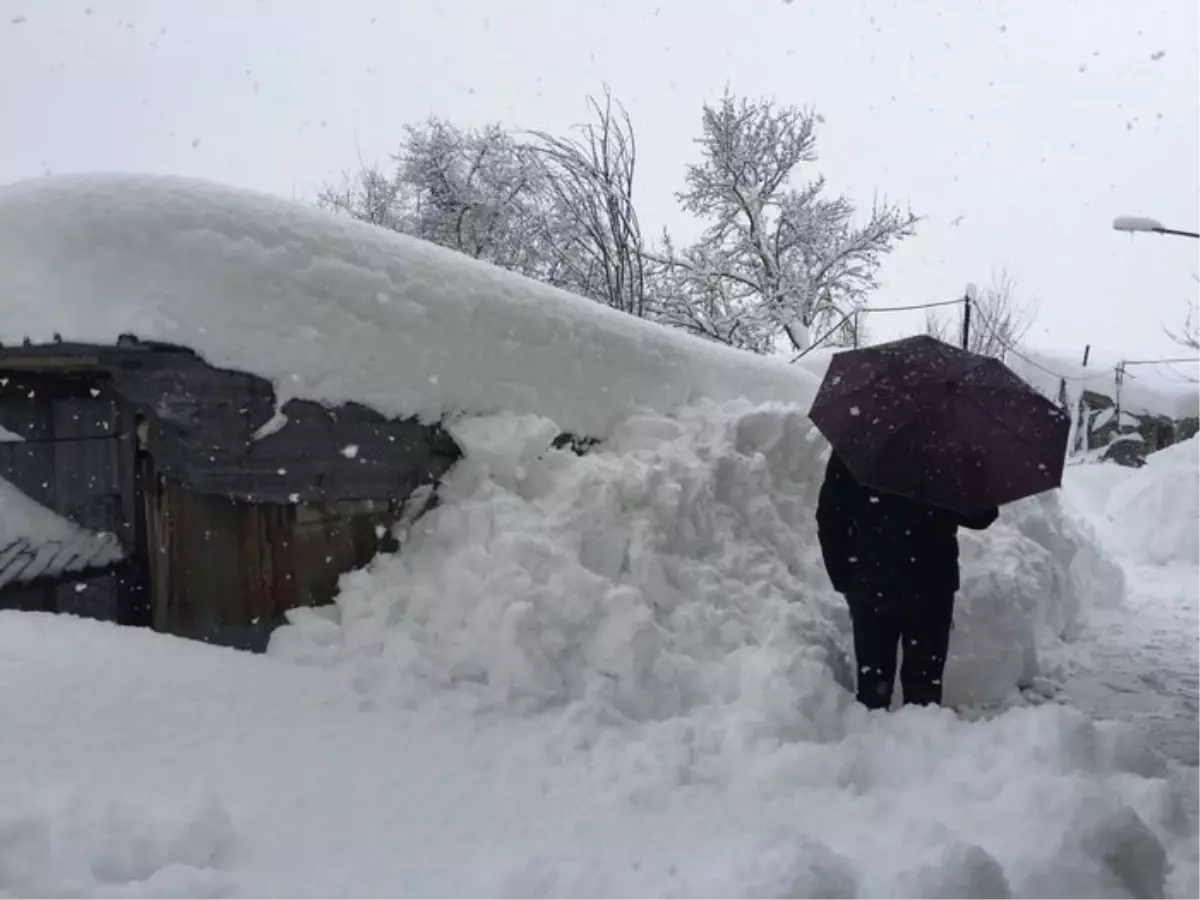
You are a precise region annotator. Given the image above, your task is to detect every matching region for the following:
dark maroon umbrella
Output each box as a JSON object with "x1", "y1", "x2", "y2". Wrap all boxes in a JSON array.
[{"x1": 808, "y1": 334, "x2": 1071, "y2": 515}]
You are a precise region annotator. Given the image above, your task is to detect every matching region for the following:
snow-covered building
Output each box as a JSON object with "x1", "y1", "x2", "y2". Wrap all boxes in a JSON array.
[
  {"x1": 0, "y1": 172, "x2": 809, "y2": 649},
  {"x1": 0, "y1": 339, "x2": 459, "y2": 648}
]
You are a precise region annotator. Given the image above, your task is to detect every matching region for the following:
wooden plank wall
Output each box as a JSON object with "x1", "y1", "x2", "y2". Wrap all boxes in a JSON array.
[
  {"x1": 144, "y1": 465, "x2": 398, "y2": 640},
  {"x1": 144, "y1": 464, "x2": 296, "y2": 636}
]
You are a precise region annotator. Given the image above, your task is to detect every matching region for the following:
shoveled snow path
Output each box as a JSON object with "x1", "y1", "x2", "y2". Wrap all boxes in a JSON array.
[
  {"x1": 1061, "y1": 561, "x2": 1199, "y2": 767},
  {"x1": 1056, "y1": 553, "x2": 1200, "y2": 895}
]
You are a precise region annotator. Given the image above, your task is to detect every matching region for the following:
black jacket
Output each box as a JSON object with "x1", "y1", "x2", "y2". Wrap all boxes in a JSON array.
[{"x1": 816, "y1": 451, "x2": 998, "y2": 596}]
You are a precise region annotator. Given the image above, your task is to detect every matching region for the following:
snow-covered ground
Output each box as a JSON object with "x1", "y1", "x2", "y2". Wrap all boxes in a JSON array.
[{"x1": 0, "y1": 174, "x2": 1195, "y2": 897}]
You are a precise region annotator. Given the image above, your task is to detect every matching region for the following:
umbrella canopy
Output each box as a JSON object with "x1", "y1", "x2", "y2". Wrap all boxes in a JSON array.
[{"x1": 807, "y1": 334, "x2": 1071, "y2": 515}]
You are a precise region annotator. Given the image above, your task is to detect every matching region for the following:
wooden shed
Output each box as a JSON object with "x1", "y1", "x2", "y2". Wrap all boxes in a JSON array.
[{"x1": 0, "y1": 338, "x2": 460, "y2": 649}]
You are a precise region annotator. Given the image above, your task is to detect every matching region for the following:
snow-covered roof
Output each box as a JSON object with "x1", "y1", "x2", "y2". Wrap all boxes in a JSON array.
[
  {"x1": 0, "y1": 477, "x2": 124, "y2": 591},
  {"x1": 1008, "y1": 349, "x2": 1199, "y2": 421},
  {"x1": 0, "y1": 174, "x2": 814, "y2": 437}
]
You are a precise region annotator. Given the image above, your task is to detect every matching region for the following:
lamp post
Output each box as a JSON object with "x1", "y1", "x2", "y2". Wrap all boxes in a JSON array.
[{"x1": 1112, "y1": 215, "x2": 1200, "y2": 239}]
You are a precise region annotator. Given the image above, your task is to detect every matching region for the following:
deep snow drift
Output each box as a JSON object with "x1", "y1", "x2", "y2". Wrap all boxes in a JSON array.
[
  {"x1": 272, "y1": 401, "x2": 1120, "y2": 718},
  {"x1": 0, "y1": 173, "x2": 813, "y2": 438},
  {"x1": 1102, "y1": 437, "x2": 1199, "y2": 567}
]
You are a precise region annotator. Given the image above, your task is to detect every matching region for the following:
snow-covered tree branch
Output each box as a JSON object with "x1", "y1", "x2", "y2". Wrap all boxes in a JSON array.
[
  {"x1": 318, "y1": 119, "x2": 551, "y2": 280},
  {"x1": 667, "y1": 92, "x2": 918, "y2": 352},
  {"x1": 319, "y1": 88, "x2": 917, "y2": 354}
]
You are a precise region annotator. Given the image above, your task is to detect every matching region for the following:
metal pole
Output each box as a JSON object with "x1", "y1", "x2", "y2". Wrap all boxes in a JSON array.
[
  {"x1": 1154, "y1": 227, "x2": 1200, "y2": 239},
  {"x1": 1114, "y1": 362, "x2": 1125, "y2": 424},
  {"x1": 1081, "y1": 344, "x2": 1090, "y2": 367},
  {"x1": 961, "y1": 293, "x2": 972, "y2": 350}
]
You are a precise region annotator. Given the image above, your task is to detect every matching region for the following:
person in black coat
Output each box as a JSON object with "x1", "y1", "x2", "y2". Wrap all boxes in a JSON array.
[{"x1": 816, "y1": 450, "x2": 998, "y2": 710}]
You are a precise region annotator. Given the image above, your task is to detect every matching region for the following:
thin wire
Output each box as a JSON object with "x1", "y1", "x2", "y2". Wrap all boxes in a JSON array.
[
  {"x1": 1122, "y1": 357, "x2": 1200, "y2": 367},
  {"x1": 793, "y1": 293, "x2": 1197, "y2": 388},
  {"x1": 966, "y1": 298, "x2": 1112, "y2": 384},
  {"x1": 790, "y1": 296, "x2": 967, "y2": 363},
  {"x1": 860, "y1": 297, "x2": 966, "y2": 314}
]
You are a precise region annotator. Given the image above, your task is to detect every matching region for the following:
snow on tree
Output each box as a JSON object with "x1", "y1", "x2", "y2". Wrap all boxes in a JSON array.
[
  {"x1": 318, "y1": 120, "x2": 552, "y2": 281},
  {"x1": 660, "y1": 92, "x2": 917, "y2": 352},
  {"x1": 319, "y1": 88, "x2": 917, "y2": 354}
]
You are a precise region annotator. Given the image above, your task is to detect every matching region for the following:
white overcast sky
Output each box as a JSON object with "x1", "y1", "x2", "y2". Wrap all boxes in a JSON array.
[{"x1": 3, "y1": 0, "x2": 1198, "y2": 358}]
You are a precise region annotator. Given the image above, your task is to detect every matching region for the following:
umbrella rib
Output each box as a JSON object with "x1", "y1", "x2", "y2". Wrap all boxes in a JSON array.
[{"x1": 958, "y1": 389, "x2": 1058, "y2": 455}]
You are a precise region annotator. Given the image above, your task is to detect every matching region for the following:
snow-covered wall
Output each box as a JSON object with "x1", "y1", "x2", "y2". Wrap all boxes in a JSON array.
[{"x1": 0, "y1": 174, "x2": 813, "y2": 438}]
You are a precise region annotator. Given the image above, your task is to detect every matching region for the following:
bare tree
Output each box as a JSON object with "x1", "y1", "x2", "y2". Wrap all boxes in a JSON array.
[
  {"x1": 926, "y1": 268, "x2": 1038, "y2": 357},
  {"x1": 660, "y1": 92, "x2": 917, "y2": 352},
  {"x1": 527, "y1": 87, "x2": 648, "y2": 316}
]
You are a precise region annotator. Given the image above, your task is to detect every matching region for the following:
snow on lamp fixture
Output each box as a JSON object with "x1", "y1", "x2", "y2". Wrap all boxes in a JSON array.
[{"x1": 1112, "y1": 215, "x2": 1200, "y2": 239}]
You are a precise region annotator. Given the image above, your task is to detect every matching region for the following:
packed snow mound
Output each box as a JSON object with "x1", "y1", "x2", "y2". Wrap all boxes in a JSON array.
[
  {"x1": 1061, "y1": 459, "x2": 1140, "y2": 521},
  {"x1": 272, "y1": 401, "x2": 855, "y2": 736},
  {"x1": 1103, "y1": 437, "x2": 1200, "y2": 566},
  {"x1": 0, "y1": 173, "x2": 813, "y2": 438},
  {"x1": 272, "y1": 398, "x2": 1118, "y2": 720},
  {"x1": 948, "y1": 491, "x2": 1125, "y2": 706}
]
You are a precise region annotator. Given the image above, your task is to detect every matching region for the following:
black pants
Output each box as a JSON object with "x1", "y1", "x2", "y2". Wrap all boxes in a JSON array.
[{"x1": 845, "y1": 588, "x2": 956, "y2": 710}]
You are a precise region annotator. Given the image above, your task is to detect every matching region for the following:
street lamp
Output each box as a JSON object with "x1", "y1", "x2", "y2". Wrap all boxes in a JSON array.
[{"x1": 1112, "y1": 215, "x2": 1200, "y2": 239}]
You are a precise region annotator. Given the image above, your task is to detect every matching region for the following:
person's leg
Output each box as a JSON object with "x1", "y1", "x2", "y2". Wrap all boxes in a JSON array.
[
  {"x1": 845, "y1": 589, "x2": 902, "y2": 710},
  {"x1": 899, "y1": 591, "x2": 956, "y2": 707}
]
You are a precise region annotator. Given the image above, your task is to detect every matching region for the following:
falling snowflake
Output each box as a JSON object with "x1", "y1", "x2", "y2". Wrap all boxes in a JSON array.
[
  {"x1": 341, "y1": 444, "x2": 360, "y2": 459},
  {"x1": 1150, "y1": 50, "x2": 1166, "y2": 61},
  {"x1": 850, "y1": 406, "x2": 861, "y2": 416}
]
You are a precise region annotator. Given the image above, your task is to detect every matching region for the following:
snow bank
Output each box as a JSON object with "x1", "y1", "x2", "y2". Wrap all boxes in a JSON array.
[
  {"x1": 948, "y1": 491, "x2": 1125, "y2": 706},
  {"x1": 0, "y1": 173, "x2": 812, "y2": 438},
  {"x1": 271, "y1": 401, "x2": 853, "y2": 735},
  {"x1": 1103, "y1": 437, "x2": 1200, "y2": 566},
  {"x1": 272, "y1": 399, "x2": 1108, "y2": 717}
]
